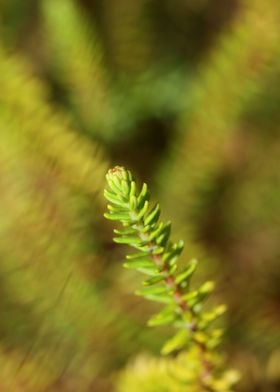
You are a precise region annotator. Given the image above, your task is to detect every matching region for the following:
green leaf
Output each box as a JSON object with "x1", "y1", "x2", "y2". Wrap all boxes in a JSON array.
[
  {"x1": 182, "y1": 281, "x2": 215, "y2": 308},
  {"x1": 126, "y1": 251, "x2": 150, "y2": 260},
  {"x1": 163, "y1": 241, "x2": 184, "y2": 265},
  {"x1": 161, "y1": 330, "x2": 190, "y2": 355},
  {"x1": 182, "y1": 290, "x2": 199, "y2": 307},
  {"x1": 148, "y1": 222, "x2": 163, "y2": 241},
  {"x1": 137, "y1": 183, "x2": 149, "y2": 208},
  {"x1": 141, "y1": 223, "x2": 151, "y2": 233},
  {"x1": 143, "y1": 275, "x2": 165, "y2": 286},
  {"x1": 104, "y1": 189, "x2": 126, "y2": 207},
  {"x1": 125, "y1": 255, "x2": 153, "y2": 265},
  {"x1": 155, "y1": 228, "x2": 170, "y2": 246},
  {"x1": 108, "y1": 176, "x2": 123, "y2": 193},
  {"x1": 121, "y1": 179, "x2": 130, "y2": 194},
  {"x1": 114, "y1": 227, "x2": 136, "y2": 235},
  {"x1": 207, "y1": 328, "x2": 224, "y2": 349},
  {"x1": 137, "y1": 267, "x2": 161, "y2": 276},
  {"x1": 193, "y1": 331, "x2": 207, "y2": 344},
  {"x1": 215, "y1": 304, "x2": 227, "y2": 316},
  {"x1": 198, "y1": 281, "x2": 215, "y2": 300},
  {"x1": 104, "y1": 212, "x2": 130, "y2": 221},
  {"x1": 106, "y1": 177, "x2": 122, "y2": 194},
  {"x1": 113, "y1": 236, "x2": 144, "y2": 245},
  {"x1": 129, "y1": 195, "x2": 137, "y2": 210},
  {"x1": 129, "y1": 181, "x2": 136, "y2": 198},
  {"x1": 148, "y1": 306, "x2": 176, "y2": 327},
  {"x1": 151, "y1": 246, "x2": 165, "y2": 255},
  {"x1": 149, "y1": 222, "x2": 171, "y2": 246},
  {"x1": 123, "y1": 259, "x2": 157, "y2": 272},
  {"x1": 199, "y1": 305, "x2": 227, "y2": 330},
  {"x1": 137, "y1": 200, "x2": 149, "y2": 220},
  {"x1": 175, "y1": 259, "x2": 198, "y2": 285},
  {"x1": 136, "y1": 285, "x2": 168, "y2": 297},
  {"x1": 107, "y1": 204, "x2": 127, "y2": 213},
  {"x1": 135, "y1": 244, "x2": 154, "y2": 253},
  {"x1": 143, "y1": 293, "x2": 173, "y2": 304},
  {"x1": 144, "y1": 203, "x2": 160, "y2": 226}
]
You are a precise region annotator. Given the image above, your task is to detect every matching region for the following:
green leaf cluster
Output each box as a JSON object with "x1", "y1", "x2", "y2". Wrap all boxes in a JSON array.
[
  {"x1": 117, "y1": 350, "x2": 240, "y2": 392},
  {"x1": 104, "y1": 166, "x2": 238, "y2": 390}
]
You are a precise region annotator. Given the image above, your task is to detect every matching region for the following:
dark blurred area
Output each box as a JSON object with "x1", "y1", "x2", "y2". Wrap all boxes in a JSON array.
[{"x1": 0, "y1": 0, "x2": 280, "y2": 391}]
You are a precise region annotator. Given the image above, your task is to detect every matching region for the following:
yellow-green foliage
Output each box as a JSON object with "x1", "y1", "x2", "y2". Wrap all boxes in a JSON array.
[
  {"x1": 160, "y1": 0, "x2": 280, "y2": 244},
  {"x1": 43, "y1": 0, "x2": 114, "y2": 138},
  {"x1": 118, "y1": 350, "x2": 239, "y2": 392},
  {"x1": 42, "y1": 0, "x2": 183, "y2": 142},
  {"x1": 0, "y1": 47, "x2": 103, "y2": 390},
  {"x1": 0, "y1": 46, "x2": 108, "y2": 195},
  {"x1": 0, "y1": 0, "x2": 280, "y2": 390},
  {"x1": 0, "y1": 47, "x2": 145, "y2": 391},
  {"x1": 102, "y1": 0, "x2": 154, "y2": 74}
]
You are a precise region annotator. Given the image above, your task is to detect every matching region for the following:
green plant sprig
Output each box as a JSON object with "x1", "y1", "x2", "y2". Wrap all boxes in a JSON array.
[{"x1": 104, "y1": 166, "x2": 235, "y2": 390}]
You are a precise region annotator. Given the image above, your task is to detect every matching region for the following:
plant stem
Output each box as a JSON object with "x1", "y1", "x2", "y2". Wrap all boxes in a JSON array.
[{"x1": 130, "y1": 209, "x2": 213, "y2": 389}]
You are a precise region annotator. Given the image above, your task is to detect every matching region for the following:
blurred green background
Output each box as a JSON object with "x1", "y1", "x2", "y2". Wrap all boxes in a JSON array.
[{"x1": 0, "y1": 0, "x2": 280, "y2": 390}]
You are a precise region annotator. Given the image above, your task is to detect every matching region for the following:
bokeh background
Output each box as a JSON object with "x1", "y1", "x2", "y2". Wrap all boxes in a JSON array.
[{"x1": 0, "y1": 0, "x2": 280, "y2": 391}]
